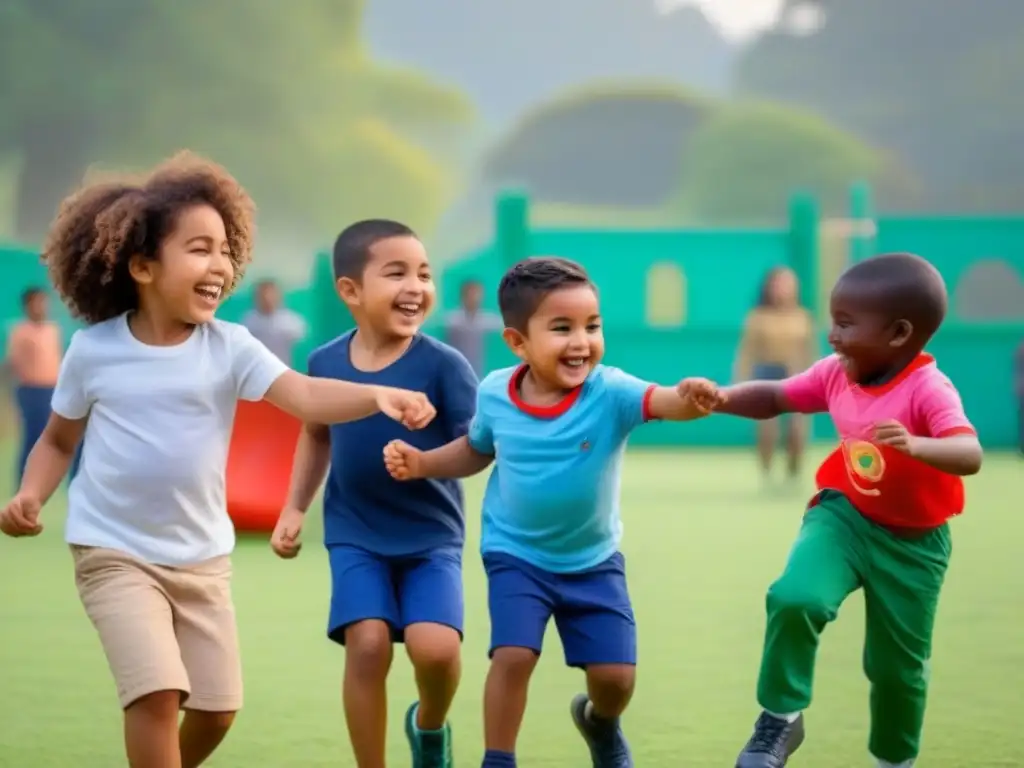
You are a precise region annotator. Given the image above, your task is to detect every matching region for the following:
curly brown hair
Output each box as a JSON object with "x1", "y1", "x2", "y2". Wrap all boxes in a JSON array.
[{"x1": 42, "y1": 151, "x2": 256, "y2": 325}]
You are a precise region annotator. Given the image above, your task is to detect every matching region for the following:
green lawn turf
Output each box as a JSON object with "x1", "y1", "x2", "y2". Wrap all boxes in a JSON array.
[{"x1": 1, "y1": 444, "x2": 1022, "y2": 767}]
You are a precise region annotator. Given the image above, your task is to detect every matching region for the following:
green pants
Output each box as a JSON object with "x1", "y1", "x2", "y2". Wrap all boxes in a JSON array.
[{"x1": 757, "y1": 490, "x2": 951, "y2": 763}]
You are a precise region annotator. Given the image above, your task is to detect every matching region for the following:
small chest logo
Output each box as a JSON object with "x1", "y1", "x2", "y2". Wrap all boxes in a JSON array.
[
  {"x1": 580, "y1": 439, "x2": 591, "y2": 451},
  {"x1": 842, "y1": 439, "x2": 885, "y2": 496}
]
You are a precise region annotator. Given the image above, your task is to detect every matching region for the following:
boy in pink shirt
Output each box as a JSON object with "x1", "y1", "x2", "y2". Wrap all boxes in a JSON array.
[{"x1": 712, "y1": 253, "x2": 983, "y2": 768}]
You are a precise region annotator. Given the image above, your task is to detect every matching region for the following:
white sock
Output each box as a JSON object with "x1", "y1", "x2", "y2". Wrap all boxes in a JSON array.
[
  {"x1": 876, "y1": 759, "x2": 914, "y2": 768},
  {"x1": 583, "y1": 700, "x2": 613, "y2": 725},
  {"x1": 765, "y1": 709, "x2": 801, "y2": 724}
]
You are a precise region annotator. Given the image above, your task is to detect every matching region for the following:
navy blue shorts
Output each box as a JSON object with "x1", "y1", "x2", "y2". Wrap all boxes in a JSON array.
[
  {"x1": 327, "y1": 544, "x2": 464, "y2": 645},
  {"x1": 483, "y1": 551, "x2": 636, "y2": 668},
  {"x1": 751, "y1": 363, "x2": 788, "y2": 381}
]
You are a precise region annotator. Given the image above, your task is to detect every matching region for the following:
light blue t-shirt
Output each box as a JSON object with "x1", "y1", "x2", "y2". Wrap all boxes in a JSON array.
[{"x1": 468, "y1": 364, "x2": 654, "y2": 573}]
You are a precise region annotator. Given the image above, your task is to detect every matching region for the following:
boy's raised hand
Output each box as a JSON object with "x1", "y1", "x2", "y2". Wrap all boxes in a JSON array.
[
  {"x1": 0, "y1": 494, "x2": 43, "y2": 537},
  {"x1": 676, "y1": 377, "x2": 727, "y2": 414},
  {"x1": 384, "y1": 440, "x2": 424, "y2": 481},
  {"x1": 270, "y1": 506, "x2": 304, "y2": 559},
  {"x1": 375, "y1": 387, "x2": 436, "y2": 430}
]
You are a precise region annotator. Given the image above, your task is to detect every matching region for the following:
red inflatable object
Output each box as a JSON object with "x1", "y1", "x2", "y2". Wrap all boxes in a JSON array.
[{"x1": 226, "y1": 399, "x2": 302, "y2": 533}]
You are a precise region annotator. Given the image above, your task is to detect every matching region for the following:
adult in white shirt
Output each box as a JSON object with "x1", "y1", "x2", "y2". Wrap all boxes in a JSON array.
[{"x1": 242, "y1": 279, "x2": 307, "y2": 365}]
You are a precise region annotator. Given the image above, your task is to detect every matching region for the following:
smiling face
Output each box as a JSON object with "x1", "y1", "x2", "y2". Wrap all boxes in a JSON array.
[
  {"x1": 503, "y1": 284, "x2": 604, "y2": 392},
  {"x1": 338, "y1": 235, "x2": 435, "y2": 339},
  {"x1": 827, "y1": 277, "x2": 914, "y2": 384},
  {"x1": 129, "y1": 203, "x2": 233, "y2": 326}
]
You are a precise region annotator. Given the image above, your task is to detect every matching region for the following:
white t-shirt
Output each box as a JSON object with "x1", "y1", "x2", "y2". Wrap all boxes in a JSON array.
[{"x1": 52, "y1": 315, "x2": 289, "y2": 566}]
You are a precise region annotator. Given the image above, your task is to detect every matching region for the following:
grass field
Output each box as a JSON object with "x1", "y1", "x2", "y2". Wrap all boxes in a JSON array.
[{"x1": 1, "y1": 443, "x2": 1022, "y2": 767}]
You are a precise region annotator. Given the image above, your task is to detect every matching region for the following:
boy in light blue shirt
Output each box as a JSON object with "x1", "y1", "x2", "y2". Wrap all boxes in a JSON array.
[{"x1": 385, "y1": 257, "x2": 723, "y2": 768}]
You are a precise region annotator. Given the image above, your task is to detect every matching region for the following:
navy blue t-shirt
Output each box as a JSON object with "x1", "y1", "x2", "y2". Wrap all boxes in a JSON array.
[{"x1": 308, "y1": 332, "x2": 478, "y2": 557}]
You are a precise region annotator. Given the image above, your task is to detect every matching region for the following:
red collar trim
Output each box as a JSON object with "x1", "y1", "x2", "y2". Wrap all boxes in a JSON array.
[
  {"x1": 507, "y1": 364, "x2": 582, "y2": 418},
  {"x1": 858, "y1": 353, "x2": 933, "y2": 396}
]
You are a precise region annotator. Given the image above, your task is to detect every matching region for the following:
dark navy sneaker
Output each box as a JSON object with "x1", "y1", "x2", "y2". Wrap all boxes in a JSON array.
[
  {"x1": 404, "y1": 702, "x2": 453, "y2": 768},
  {"x1": 735, "y1": 711, "x2": 805, "y2": 768},
  {"x1": 570, "y1": 694, "x2": 634, "y2": 768}
]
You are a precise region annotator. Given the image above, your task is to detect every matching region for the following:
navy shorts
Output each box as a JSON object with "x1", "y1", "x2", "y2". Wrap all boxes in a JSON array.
[
  {"x1": 483, "y1": 551, "x2": 636, "y2": 667},
  {"x1": 751, "y1": 363, "x2": 788, "y2": 381},
  {"x1": 327, "y1": 544, "x2": 464, "y2": 644}
]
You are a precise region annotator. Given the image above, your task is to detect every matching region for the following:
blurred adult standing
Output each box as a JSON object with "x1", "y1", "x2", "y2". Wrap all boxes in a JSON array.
[
  {"x1": 442, "y1": 278, "x2": 503, "y2": 377},
  {"x1": 5, "y1": 287, "x2": 62, "y2": 484},
  {"x1": 243, "y1": 279, "x2": 307, "y2": 365},
  {"x1": 734, "y1": 267, "x2": 817, "y2": 483}
]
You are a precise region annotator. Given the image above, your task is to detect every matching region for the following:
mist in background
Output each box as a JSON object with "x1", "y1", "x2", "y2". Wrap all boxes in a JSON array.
[{"x1": 1, "y1": 0, "x2": 1021, "y2": 277}]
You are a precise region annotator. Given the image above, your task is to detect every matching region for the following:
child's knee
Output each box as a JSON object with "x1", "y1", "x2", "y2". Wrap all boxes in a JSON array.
[
  {"x1": 766, "y1": 579, "x2": 834, "y2": 626},
  {"x1": 126, "y1": 689, "x2": 182, "y2": 720},
  {"x1": 586, "y1": 663, "x2": 635, "y2": 709},
  {"x1": 491, "y1": 646, "x2": 539, "y2": 684},
  {"x1": 345, "y1": 620, "x2": 394, "y2": 678},
  {"x1": 405, "y1": 623, "x2": 461, "y2": 677},
  {"x1": 185, "y1": 709, "x2": 237, "y2": 738}
]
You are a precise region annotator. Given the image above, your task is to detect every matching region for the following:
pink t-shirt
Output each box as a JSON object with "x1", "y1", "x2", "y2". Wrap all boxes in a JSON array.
[
  {"x1": 780, "y1": 353, "x2": 975, "y2": 527},
  {"x1": 782, "y1": 353, "x2": 974, "y2": 440}
]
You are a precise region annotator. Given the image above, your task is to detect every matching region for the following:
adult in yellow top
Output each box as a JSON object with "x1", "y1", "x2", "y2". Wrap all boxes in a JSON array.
[{"x1": 734, "y1": 267, "x2": 817, "y2": 483}]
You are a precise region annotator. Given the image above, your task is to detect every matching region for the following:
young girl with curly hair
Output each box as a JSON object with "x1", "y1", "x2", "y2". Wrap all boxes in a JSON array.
[{"x1": 0, "y1": 152, "x2": 436, "y2": 768}]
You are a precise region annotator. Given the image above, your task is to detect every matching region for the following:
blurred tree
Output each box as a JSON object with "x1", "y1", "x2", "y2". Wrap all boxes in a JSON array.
[
  {"x1": 482, "y1": 83, "x2": 718, "y2": 208},
  {"x1": 363, "y1": 0, "x2": 735, "y2": 124},
  {"x1": 675, "y1": 102, "x2": 919, "y2": 223},
  {"x1": 0, "y1": 0, "x2": 472, "y2": 242},
  {"x1": 734, "y1": 0, "x2": 1024, "y2": 210}
]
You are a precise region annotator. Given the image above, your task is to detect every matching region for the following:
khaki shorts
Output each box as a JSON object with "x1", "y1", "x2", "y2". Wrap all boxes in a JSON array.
[{"x1": 71, "y1": 545, "x2": 243, "y2": 712}]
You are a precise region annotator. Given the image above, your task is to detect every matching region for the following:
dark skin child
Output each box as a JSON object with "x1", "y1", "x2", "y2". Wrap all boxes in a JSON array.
[{"x1": 709, "y1": 275, "x2": 982, "y2": 476}]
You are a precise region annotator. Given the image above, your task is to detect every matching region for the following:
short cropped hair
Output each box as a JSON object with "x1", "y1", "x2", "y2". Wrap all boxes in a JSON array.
[
  {"x1": 42, "y1": 151, "x2": 255, "y2": 325},
  {"x1": 332, "y1": 219, "x2": 416, "y2": 280},
  {"x1": 21, "y1": 286, "x2": 46, "y2": 307},
  {"x1": 838, "y1": 252, "x2": 948, "y2": 339},
  {"x1": 497, "y1": 257, "x2": 594, "y2": 331}
]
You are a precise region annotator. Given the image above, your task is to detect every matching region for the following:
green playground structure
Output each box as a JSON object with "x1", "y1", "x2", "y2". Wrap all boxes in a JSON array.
[{"x1": 3, "y1": 184, "x2": 1022, "y2": 447}]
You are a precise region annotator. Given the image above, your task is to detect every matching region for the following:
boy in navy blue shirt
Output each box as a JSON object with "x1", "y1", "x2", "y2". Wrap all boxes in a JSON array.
[
  {"x1": 271, "y1": 220, "x2": 477, "y2": 768},
  {"x1": 385, "y1": 257, "x2": 723, "y2": 768}
]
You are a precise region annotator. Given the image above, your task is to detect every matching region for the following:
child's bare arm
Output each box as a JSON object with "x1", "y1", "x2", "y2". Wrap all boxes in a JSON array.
[
  {"x1": 908, "y1": 435, "x2": 983, "y2": 476},
  {"x1": 875, "y1": 419, "x2": 983, "y2": 476},
  {"x1": 385, "y1": 436, "x2": 494, "y2": 481},
  {"x1": 19, "y1": 413, "x2": 85, "y2": 503},
  {"x1": 264, "y1": 370, "x2": 434, "y2": 429},
  {"x1": 650, "y1": 380, "x2": 720, "y2": 421},
  {"x1": 421, "y1": 436, "x2": 494, "y2": 478},
  {"x1": 283, "y1": 423, "x2": 332, "y2": 511},
  {"x1": 716, "y1": 381, "x2": 793, "y2": 420}
]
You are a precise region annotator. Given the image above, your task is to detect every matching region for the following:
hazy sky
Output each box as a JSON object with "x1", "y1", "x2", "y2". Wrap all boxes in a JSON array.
[{"x1": 659, "y1": 0, "x2": 785, "y2": 41}]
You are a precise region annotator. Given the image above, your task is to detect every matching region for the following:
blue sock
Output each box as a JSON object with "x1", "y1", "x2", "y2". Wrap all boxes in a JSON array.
[
  {"x1": 591, "y1": 711, "x2": 620, "y2": 729},
  {"x1": 482, "y1": 749, "x2": 516, "y2": 767}
]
